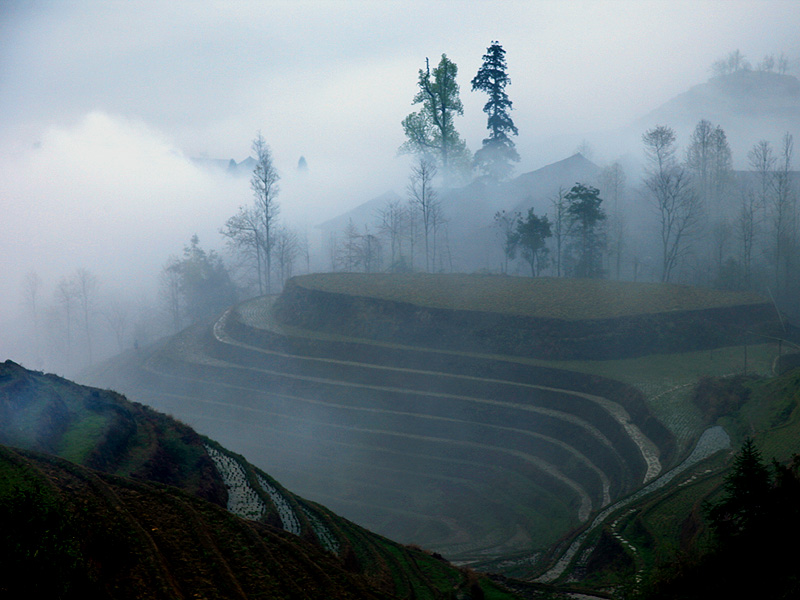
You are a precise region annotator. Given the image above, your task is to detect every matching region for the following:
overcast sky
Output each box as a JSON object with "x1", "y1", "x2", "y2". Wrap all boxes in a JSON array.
[{"x1": 2, "y1": 0, "x2": 800, "y2": 364}]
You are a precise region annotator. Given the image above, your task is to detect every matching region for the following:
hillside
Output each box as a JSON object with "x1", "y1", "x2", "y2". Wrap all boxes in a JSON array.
[
  {"x1": 627, "y1": 70, "x2": 800, "y2": 166},
  {"x1": 78, "y1": 272, "x2": 798, "y2": 596},
  {"x1": 0, "y1": 360, "x2": 522, "y2": 600},
  {"x1": 0, "y1": 445, "x2": 390, "y2": 600}
]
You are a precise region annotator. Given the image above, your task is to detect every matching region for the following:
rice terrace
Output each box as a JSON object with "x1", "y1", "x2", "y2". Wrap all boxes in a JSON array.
[
  {"x1": 6, "y1": 7, "x2": 800, "y2": 597},
  {"x1": 85, "y1": 272, "x2": 792, "y2": 582}
]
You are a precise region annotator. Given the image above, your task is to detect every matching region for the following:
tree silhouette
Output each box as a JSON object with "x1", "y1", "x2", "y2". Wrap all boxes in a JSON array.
[
  {"x1": 471, "y1": 41, "x2": 519, "y2": 180},
  {"x1": 565, "y1": 183, "x2": 606, "y2": 278},
  {"x1": 707, "y1": 437, "x2": 770, "y2": 543},
  {"x1": 513, "y1": 209, "x2": 551, "y2": 277}
]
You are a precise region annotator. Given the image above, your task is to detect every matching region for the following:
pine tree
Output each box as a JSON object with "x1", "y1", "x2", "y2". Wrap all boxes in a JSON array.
[
  {"x1": 471, "y1": 41, "x2": 519, "y2": 180},
  {"x1": 707, "y1": 437, "x2": 771, "y2": 542}
]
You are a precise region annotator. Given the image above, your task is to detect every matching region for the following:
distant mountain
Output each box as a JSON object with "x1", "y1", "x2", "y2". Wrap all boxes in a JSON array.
[
  {"x1": 621, "y1": 70, "x2": 800, "y2": 166},
  {"x1": 191, "y1": 156, "x2": 256, "y2": 177},
  {"x1": 638, "y1": 71, "x2": 800, "y2": 129}
]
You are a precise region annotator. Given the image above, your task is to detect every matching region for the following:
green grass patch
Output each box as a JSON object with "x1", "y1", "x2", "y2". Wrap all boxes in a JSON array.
[
  {"x1": 57, "y1": 412, "x2": 109, "y2": 464},
  {"x1": 293, "y1": 273, "x2": 766, "y2": 320}
]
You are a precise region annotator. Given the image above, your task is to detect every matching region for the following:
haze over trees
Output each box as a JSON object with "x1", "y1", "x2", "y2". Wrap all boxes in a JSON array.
[
  {"x1": 221, "y1": 132, "x2": 281, "y2": 295},
  {"x1": 11, "y1": 44, "x2": 800, "y2": 376},
  {"x1": 162, "y1": 235, "x2": 237, "y2": 328},
  {"x1": 643, "y1": 125, "x2": 701, "y2": 282}
]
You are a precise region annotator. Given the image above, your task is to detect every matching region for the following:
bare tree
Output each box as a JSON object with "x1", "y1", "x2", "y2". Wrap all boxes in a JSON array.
[
  {"x1": 777, "y1": 53, "x2": 790, "y2": 75},
  {"x1": 72, "y1": 268, "x2": 98, "y2": 365},
  {"x1": 335, "y1": 221, "x2": 383, "y2": 273},
  {"x1": 758, "y1": 54, "x2": 776, "y2": 72},
  {"x1": 737, "y1": 183, "x2": 762, "y2": 289},
  {"x1": 772, "y1": 133, "x2": 796, "y2": 295},
  {"x1": 711, "y1": 49, "x2": 751, "y2": 77},
  {"x1": 549, "y1": 187, "x2": 570, "y2": 277},
  {"x1": 327, "y1": 232, "x2": 339, "y2": 272},
  {"x1": 377, "y1": 199, "x2": 410, "y2": 271},
  {"x1": 338, "y1": 220, "x2": 361, "y2": 271},
  {"x1": 221, "y1": 205, "x2": 264, "y2": 294},
  {"x1": 710, "y1": 218, "x2": 732, "y2": 280},
  {"x1": 359, "y1": 226, "x2": 383, "y2": 273},
  {"x1": 493, "y1": 210, "x2": 518, "y2": 274},
  {"x1": 55, "y1": 277, "x2": 77, "y2": 371},
  {"x1": 748, "y1": 140, "x2": 776, "y2": 225},
  {"x1": 600, "y1": 162, "x2": 627, "y2": 279},
  {"x1": 22, "y1": 271, "x2": 42, "y2": 363},
  {"x1": 274, "y1": 226, "x2": 299, "y2": 287},
  {"x1": 686, "y1": 120, "x2": 715, "y2": 205},
  {"x1": 159, "y1": 256, "x2": 184, "y2": 332},
  {"x1": 643, "y1": 126, "x2": 702, "y2": 282},
  {"x1": 102, "y1": 296, "x2": 130, "y2": 353},
  {"x1": 251, "y1": 132, "x2": 280, "y2": 294},
  {"x1": 710, "y1": 125, "x2": 733, "y2": 206},
  {"x1": 298, "y1": 230, "x2": 311, "y2": 274},
  {"x1": 407, "y1": 156, "x2": 439, "y2": 272}
]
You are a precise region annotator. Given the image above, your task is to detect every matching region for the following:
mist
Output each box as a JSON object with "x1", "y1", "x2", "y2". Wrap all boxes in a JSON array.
[{"x1": 2, "y1": 0, "x2": 800, "y2": 374}]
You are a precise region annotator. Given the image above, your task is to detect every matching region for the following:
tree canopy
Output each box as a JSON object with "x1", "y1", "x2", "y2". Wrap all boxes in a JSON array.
[
  {"x1": 566, "y1": 183, "x2": 606, "y2": 278},
  {"x1": 165, "y1": 235, "x2": 237, "y2": 325},
  {"x1": 400, "y1": 54, "x2": 471, "y2": 182}
]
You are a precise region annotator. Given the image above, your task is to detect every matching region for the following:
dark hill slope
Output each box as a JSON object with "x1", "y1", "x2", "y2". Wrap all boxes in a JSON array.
[
  {"x1": 0, "y1": 445, "x2": 393, "y2": 600},
  {"x1": 0, "y1": 359, "x2": 226, "y2": 504},
  {"x1": 1, "y1": 360, "x2": 520, "y2": 600}
]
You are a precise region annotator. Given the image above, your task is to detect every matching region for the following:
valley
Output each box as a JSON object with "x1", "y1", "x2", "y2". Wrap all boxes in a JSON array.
[{"x1": 81, "y1": 274, "x2": 793, "y2": 587}]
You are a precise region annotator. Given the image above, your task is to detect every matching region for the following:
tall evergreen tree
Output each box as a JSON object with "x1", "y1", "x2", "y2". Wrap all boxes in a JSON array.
[
  {"x1": 707, "y1": 437, "x2": 771, "y2": 543},
  {"x1": 471, "y1": 41, "x2": 519, "y2": 180}
]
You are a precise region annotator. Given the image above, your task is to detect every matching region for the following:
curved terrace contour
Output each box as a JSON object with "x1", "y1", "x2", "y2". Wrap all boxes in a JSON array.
[{"x1": 112, "y1": 274, "x2": 701, "y2": 559}]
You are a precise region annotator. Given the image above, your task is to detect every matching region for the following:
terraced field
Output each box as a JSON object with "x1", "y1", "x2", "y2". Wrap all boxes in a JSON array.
[{"x1": 92, "y1": 301, "x2": 704, "y2": 564}]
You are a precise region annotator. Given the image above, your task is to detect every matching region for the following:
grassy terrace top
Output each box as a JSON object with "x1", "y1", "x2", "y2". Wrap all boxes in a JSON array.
[{"x1": 290, "y1": 273, "x2": 767, "y2": 321}]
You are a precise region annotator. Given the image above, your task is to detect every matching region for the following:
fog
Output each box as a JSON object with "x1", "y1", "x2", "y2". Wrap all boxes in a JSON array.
[{"x1": 2, "y1": 0, "x2": 800, "y2": 373}]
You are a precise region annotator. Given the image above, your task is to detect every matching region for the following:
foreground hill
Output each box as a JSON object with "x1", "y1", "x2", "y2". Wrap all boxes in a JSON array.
[
  {"x1": 0, "y1": 360, "x2": 521, "y2": 599},
  {"x1": 0, "y1": 445, "x2": 390, "y2": 600}
]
